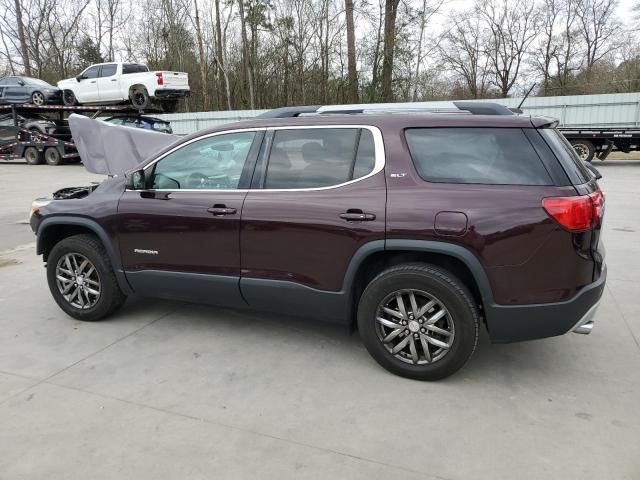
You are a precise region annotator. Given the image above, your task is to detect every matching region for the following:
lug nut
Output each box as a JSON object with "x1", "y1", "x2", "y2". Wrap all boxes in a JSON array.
[
  {"x1": 421, "y1": 328, "x2": 426, "y2": 333},
  {"x1": 414, "y1": 333, "x2": 419, "y2": 338}
]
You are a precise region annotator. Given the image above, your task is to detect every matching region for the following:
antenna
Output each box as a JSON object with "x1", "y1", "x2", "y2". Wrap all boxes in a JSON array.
[{"x1": 517, "y1": 83, "x2": 537, "y2": 111}]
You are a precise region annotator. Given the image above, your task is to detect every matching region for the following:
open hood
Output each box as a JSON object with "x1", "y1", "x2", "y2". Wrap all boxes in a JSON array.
[{"x1": 68, "y1": 114, "x2": 180, "y2": 175}]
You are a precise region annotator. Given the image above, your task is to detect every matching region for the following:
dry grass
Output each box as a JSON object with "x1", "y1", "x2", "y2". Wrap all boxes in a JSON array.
[{"x1": 607, "y1": 151, "x2": 640, "y2": 160}]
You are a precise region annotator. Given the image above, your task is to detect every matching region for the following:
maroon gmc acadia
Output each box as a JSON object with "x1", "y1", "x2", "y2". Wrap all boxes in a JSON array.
[{"x1": 30, "y1": 102, "x2": 606, "y2": 380}]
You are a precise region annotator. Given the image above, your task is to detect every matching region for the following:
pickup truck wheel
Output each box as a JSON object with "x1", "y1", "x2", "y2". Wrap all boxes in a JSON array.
[
  {"x1": 31, "y1": 91, "x2": 45, "y2": 105},
  {"x1": 130, "y1": 88, "x2": 150, "y2": 110},
  {"x1": 357, "y1": 263, "x2": 479, "y2": 380},
  {"x1": 24, "y1": 146, "x2": 43, "y2": 165},
  {"x1": 44, "y1": 147, "x2": 62, "y2": 166},
  {"x1": 47, "y1": 234, "x2": 126, "y2": 321},
  {"x1": 62, "y1": 90, "x2": 77, "y2": 106},
  {"x1": 570, "y1": 140, "x2": 595, "y2": 162}
]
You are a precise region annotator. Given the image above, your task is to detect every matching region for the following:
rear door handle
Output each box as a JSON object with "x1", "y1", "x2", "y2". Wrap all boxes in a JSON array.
[
  {"x1": 207, "y1": 204, "x2": 237, "y2": 216},
  {"x1": 340, "y1": 209, "x2": 376, "y2": 222}
]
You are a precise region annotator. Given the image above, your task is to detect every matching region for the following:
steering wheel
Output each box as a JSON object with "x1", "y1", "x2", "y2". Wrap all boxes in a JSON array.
[{"x1": 185, "y1": 172, "x2": 208, "y2": 189}]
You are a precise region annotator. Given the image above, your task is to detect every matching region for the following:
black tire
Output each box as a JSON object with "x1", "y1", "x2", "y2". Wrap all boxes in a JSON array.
[
  {"x1": 44, "y1": 147, "x2": 62, "y2": 166},
  {"x1": 62, "y1": 89, "x2": 77, "y2": 106},
  {"x1": 570, "y1": 140, "x2": 595, "y2": 162},
  {"x1": 24, "y1": 146, "x2": 43, "y2": 165},
  {"x1": 47, "y1": 234, "x2": 126, "y2": 321},
  {"x1": 160, "y1": 99, "x2": 178, "y2": 113},
  {"x1": 130, "y1": 88, "x2": 150, "y2": 110},
  {"x1": 357, "y1": 263, "x2": 479, "y2": 380}
]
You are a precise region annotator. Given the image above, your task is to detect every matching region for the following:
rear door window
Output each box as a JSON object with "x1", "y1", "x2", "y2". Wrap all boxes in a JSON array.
[
  {"x1": 264, "y1": 128, "x2": 377, "y2": 189},
  {"x1": 100, "y1": 64, "x2": 117, "y2": 77},
  {"x1": 404, "y1": 128, "x2": 552, "y2": 186}
]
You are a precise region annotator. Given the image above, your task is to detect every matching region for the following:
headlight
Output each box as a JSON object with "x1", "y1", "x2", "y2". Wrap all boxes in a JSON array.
[{"x1": 30, "y1": 199, "x2": 51, "y2": 219}]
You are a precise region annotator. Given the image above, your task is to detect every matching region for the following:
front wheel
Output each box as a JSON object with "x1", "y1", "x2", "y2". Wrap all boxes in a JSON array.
[
  {"x1": 46, "y1": 234, "x2": 126, "y2": 321},
  {"x1": 357, "y1": 264, "x2": 479, "y2": 380}
]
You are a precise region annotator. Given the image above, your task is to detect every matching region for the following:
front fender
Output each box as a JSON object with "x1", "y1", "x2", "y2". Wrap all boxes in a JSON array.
[{"x1": 37, "y1": 216, "x2": 132, "y2": 294}]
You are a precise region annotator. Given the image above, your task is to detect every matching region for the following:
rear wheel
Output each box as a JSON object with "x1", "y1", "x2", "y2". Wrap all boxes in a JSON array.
[
  {"x1": 62, "y1": 89, "x2": 77, "y2": 106},
  {"x1": 44, "y1": 147, "x2": 62, "y2": 166},
  {"x1": 570, "y1": 140, "x2": 595, "y2": 162},
  {"x1": 24, "y1": 146, "x2": 43, "y2": 165},
  {"x1": 130, "y1": 88, "x2": 150, "y2": 110},
  {"x1": 357, "y1": 263, "x2": 479, "y2": 380},
  {"x1": 47, "y1": 234, "x2": 126, "y2": 321},
  {"x1": 31, "y1": 91, "x2": 45, "y2": 105}
]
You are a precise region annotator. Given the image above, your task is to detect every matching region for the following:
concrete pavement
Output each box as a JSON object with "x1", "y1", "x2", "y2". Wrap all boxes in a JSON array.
[{"x1": 0, "y1": 161, "x2": 639, "y2": 479}]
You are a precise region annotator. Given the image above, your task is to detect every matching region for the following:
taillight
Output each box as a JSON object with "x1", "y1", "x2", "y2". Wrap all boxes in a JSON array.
[
  {"x1": 543, "y1": 191, "x2": 604, "y2": 232},
  {"x1": 156, "y1": 72, "x2": 164, "y2": 85}
]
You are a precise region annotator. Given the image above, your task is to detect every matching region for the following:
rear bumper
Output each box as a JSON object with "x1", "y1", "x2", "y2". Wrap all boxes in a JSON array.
[
  {"x1": 154, "y1": 89, "x2": 190, "y2": 99},
  {"x1": 486, "y1": 264, "x2": 606, "y2": 343}
]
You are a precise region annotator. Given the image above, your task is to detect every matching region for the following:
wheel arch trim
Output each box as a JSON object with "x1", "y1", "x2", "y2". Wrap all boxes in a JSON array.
[
  {"x1": 37, "y1": 216, "x2": 132, "y2": 294},
  {"x1": 342, "y1": 239, "x2": 495, "y2": 305}
]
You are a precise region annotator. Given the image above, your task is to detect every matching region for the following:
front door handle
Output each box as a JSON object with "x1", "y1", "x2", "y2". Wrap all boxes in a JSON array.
[
  {"x1": 207, "y1": 204, "x2": 237, "y2": 216},
  {"x1": 340, "y1": 209, "x2": 376, "y2": 222}
]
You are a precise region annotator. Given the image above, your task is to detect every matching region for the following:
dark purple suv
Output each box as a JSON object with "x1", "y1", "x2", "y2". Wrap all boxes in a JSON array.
[{"x1": 30, "y1": 105, "x2": 606, "y2": 380}]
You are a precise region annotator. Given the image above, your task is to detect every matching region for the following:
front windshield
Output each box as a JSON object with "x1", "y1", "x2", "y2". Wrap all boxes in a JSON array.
[{"x1": 23, "y1": 77, "x2": 55, "y2": 88}]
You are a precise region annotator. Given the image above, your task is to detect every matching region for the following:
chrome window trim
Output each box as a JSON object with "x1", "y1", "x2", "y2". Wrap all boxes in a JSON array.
[
  {"x1": 260, "y1": 124, "x2": 385, "y2": 192},
  {"x1": 130, "y1": 124, "x2": 385, "y2": 193}
]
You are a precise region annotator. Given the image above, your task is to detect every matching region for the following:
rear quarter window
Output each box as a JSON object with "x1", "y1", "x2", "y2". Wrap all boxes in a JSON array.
[
  {"x1": 539, "y1": 128, "x2": 591, "y2": 185},
  {"x1": 404, "y1": 128, "x2": 553, "y2": 186}
]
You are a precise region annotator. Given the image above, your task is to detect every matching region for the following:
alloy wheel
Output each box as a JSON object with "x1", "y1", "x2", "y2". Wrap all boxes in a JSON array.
[
  {"x1": 55, "y1": 253, "x2": 101, "y2": 309},
  {"x1": 31, "y1": 91, "x2": 45, "y2": 105},
  {"x1": 375, "y1": 289, "x2": 455, "y2": 365}
]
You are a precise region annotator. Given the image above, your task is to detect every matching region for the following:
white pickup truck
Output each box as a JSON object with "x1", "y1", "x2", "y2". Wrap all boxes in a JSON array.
[{"x1": 57, "y1": 62, "x2": 190, "y2": 112}]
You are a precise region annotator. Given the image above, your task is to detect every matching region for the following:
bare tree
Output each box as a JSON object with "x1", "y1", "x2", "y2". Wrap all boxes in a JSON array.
[
  {"x1": 380, "y1": 0, "x2": 400, "y2": 101},
  {"x1": 439, "y1": 15, "x2": 491, "y2": 98},
  {"x1": 478, "y1": 0, "x2": 540, "y2": 98},
  {"x1": 192, "y1": 0, "x2": 208, "y2": 109},
  {"x1": 575, "y1": 0, "x2": 619, "y2": 70},
  {"x1": 14, "y1": 0, "x2": 31, "y2": 74},
  {"x1": 552, "y1": 0, "x2": 581, "y2": 94},
  {"x1": 411, "y1": 0, "x2": 445, "y2": 101},
  {"x1": 531, "y1": 0, "x2": 562, "y2": 95},
  {"x1": 344, "y1": 0, "x2": 357, "y2": 101}
]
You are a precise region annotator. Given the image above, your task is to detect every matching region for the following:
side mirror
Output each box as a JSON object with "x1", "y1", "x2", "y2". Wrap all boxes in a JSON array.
[
  {"x1": 126, "y1": 169, "x2": 146, "y2": 190},
  {"x1": 76, "y1": 75, "x2": 84, "y2": 82}
]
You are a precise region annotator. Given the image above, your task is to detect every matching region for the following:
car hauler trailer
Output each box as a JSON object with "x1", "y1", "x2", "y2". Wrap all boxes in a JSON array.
[
  {"x1": 557, "y1": 127, "x2": 640, "y2": 162},
  {"x1": 0, "y1": 103, "x2": 163, "y2": 165}
]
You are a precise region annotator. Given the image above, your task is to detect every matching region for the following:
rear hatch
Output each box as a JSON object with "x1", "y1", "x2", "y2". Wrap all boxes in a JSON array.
[{"x1": 537, "y1": 126, "x2": 605, "y2": 281}]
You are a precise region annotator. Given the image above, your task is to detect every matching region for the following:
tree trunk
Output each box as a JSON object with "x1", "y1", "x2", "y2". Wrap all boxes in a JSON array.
[
  {"x1": 193, "y1": 0, "x2": 209, "y2": 111},
  {"x1": 214, "y1": 0, "x2": 227, "y2": 109},
  {"x1": 14, "y1": 0, "x2": 31, "y2": 75},
  {"x1": 381, "y1": 0, "x2": 399, "y2": 102},
  {"x1": 237, "y1": 0, "x2": 255, "y2": 109},
  {"x1": 344, "y1": 0, "x2": 358, "y2": 102}
]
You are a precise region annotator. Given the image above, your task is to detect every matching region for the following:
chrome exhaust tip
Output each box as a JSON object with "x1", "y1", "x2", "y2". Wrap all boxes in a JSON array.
[{"x1": 573, "y1": 320, "x2": 594, "y2": 335}]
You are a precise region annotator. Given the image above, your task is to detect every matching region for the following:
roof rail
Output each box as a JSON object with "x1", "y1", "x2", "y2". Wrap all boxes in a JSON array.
[{"x1": 258, "y1": 101, "x2": 515, "y2": 118}]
